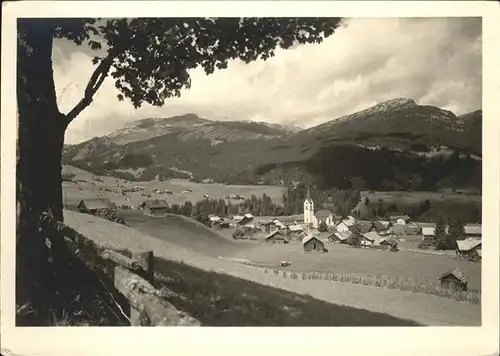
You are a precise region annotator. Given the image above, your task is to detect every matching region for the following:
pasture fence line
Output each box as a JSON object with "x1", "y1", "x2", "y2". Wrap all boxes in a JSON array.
[
  {"x1": 262, "y1": 267, "x2": 480, "y2": 305},
  {"x1": 39, "y1": 213, "x2": 201, "y2": 326}
]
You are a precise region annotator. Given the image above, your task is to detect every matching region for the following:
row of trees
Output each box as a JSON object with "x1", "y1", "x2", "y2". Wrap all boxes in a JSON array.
[{"x1": 433, "y1": 216, "x2": 466, "y2": 250}]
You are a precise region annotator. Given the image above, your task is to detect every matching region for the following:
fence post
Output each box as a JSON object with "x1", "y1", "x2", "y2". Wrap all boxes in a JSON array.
[{"x1": 133, "y1": 250, "x2": 155, "y2": 281}]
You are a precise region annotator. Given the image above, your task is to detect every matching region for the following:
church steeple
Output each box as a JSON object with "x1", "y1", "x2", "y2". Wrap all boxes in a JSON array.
[{"x1": 306, "y1": 186, "x2": 311, "y2": 200}]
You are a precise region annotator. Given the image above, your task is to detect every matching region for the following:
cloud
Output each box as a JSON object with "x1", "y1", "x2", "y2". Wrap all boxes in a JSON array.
[{"x1": 53, "y1": 17, "x2": 482, "y2": 144}]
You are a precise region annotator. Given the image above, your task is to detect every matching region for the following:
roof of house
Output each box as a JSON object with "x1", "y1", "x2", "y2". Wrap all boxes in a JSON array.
[
  {"x1": 358, "y1": 221, "x2": 374, "y2": 233},
  {"x1": 420, "y1": 226, "x2": 450, "y2": 236},
  {"x1": 338, "y1": 219, "x2": 356, "y2": 227},
  {"x1": 439, "y1": 268, "x2": 469, "y2": 283},
  {"x1": 141, "y1": 199, "x2": 168, "y2": 209},
  {"x1": 265, "y1": 230, "x2": 285, "y2": 240},
  {"x1": 380, "y1": 237, "x2": 398, "y2": 246},
  {"x1": 331, "y1": 231, "x2": 351, "y2": 241},
  {"x1": 302, "y1": 233, "x2": 324, "y2": 245},
  {"x1": 288, "y1": 225, "x2": 304, "y2": 232},
  {"x1": 260, "y1": 220, "x2": 276, "y2": 226},
  {"x1": 372, "y1": 221, "x2": 387, "y2": 231},
  {"x1": 390, "y1": 215, "x2": 411, "y2": 221},
  {"x1": 457, "y1": 239, "x2": 482, "y2": 252},
  {"x1": 209, "y1": 216, "x2": 221, "y2": 222},
  {"x1": 78, "y1": 198, "x2": 112, "y2": 211},
  {"x1": 244, "y1": 213, "x2": 254, "y2": 219},
  {"x1": 464, "y1": 224, "x2": 482, "y2": 235},
  {"x1": 379, "y1": 220, "x2": 392, "y2": 227},
  {"x1": 314, "y1": 209, "x2": 333, "y2": 219},
  {"x1": 362, "y1": 231, "x2": 382, "y2": 242}
]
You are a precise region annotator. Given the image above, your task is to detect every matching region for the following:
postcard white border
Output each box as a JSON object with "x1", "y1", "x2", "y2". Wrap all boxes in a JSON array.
[{"x1": 2, "y1": 2, "x2": 499, "y2": 356}]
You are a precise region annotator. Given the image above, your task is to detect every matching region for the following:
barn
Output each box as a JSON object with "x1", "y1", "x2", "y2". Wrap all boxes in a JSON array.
[
  {"x1": 265, "y1": 230, "x2": 287, "y2": 244},
  {"x1": 139, "y1": 199, "x2": 169, "y2": 215},
  {"x1": 76, "y1": 198, "x2": 113, "y2": 214},
  {"x1": 439, "y1": 268, "x2": 469, "y2": 292},
  {"x1": 302, "y1": 234, "x2": 326, "y2": 253}
]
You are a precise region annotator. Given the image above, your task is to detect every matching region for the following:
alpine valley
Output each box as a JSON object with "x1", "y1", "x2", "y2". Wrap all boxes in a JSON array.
[{"x1": 62, "y1": 98, "x2": 482, "y2": 191}]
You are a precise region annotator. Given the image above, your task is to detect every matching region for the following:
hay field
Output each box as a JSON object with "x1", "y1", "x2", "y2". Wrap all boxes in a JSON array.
[{"x1": 231, "y1": 241, "x2": 482, "y2": 291}]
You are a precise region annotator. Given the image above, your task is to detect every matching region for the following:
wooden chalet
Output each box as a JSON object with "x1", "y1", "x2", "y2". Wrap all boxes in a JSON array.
[
  {"x1": 265, "y1": 230, "x2": 287, "y2": 244},
  {"x1": 379, "y1": 237, "x2": 399, "y2": 251},
  {"x1": 456, "y1": 240, "x2": 482, "y2": 260},
  {"x1": 76, "y1": 198, "x2": 113, "y2": 214},
  {"x1": 439, "y1": 268, "x2": 469, "y2": 292},
  {"x1": 389, "y1": 215, "x2": 412, "y2": 225},
  {"x1": 302, "y1": 234, "x2": 326, "y2": 253},
  {"x1": 260, "y1": 220, "x2": 277, "y2": 233},
  {"x1": 328, "y1": 231, "x2": 351, "y2": 244},
  {"x1": 139, "y1": 199, "x2": 169, "y2": 215}
]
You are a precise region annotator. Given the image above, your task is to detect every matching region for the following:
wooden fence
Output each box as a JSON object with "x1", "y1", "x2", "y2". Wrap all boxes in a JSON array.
[{"x1": 39, "y1": 213, "x2": 201, "y2": 326}]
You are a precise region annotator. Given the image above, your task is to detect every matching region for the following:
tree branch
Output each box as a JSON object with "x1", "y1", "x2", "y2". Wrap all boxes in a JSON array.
[{"x1": 63, "y1": 49, "x2": 119, "y2": 125}]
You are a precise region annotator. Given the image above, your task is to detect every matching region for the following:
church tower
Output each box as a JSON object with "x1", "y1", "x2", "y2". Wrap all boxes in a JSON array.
[{"x1": 303, "y1": 186, "x2": 314, "y2": 228}]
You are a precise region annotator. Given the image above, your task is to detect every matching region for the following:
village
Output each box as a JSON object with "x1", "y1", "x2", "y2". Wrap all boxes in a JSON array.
[{"x1": 72, "y1": 175, "x2": 482, "y2": 294}]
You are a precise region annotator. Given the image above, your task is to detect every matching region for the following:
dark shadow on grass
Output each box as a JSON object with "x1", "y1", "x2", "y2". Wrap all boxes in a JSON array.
[
  {"x1": 16, "y1": 246, "x2": 130, "y2": 327},
  {"x1": 153, "y1": 257, "x2": 423, "y2": 327}
]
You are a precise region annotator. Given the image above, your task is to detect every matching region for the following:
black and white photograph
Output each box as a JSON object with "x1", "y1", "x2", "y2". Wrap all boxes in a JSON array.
[{"x1": 1, "y1": 1, "x2": 499, "y2": 356}]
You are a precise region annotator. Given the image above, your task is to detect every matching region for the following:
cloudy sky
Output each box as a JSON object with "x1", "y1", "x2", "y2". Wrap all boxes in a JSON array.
[{"x1": 52, "y1": 17, "x2": 482, "y2": 144}]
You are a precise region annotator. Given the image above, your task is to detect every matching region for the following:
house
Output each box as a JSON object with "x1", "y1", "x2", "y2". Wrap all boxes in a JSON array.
[
  {"x1": 361, "y1": 231, "x2": 383, "y2": 248},
  {"x1": 313, "y1": 209, "x2": 336, "y2": 228},
  {"x1": 260, "y1": 220, "x2": 277, "y2": 233},
  {"x1": 76, "y1": 198, "x2": 113, "y2": 214},
  {"x1": 464, "y1": 224, "x2": 482, "y2": 239},
  {"x1": 233, "y1": 215, "x2": 253, "y2": 226},
  {"x1": 372, "y1": 220, "x2": 390, "y2": 234},
  {"x1": 439, "y1": 268, "x2": 469, "y2": 291},
  {"x1": 329, "y1": 231, "x2": 351, "y2": 244},
  {"x1": 210, "y1": 216, "x2": 229, "y2": 229},
  {"x1": 265, "y1": 230, "x2": 287, "y2": 244},
  {"x1": 357, "y1": 220, "x2": 375, "y2": 234},
  {"x1": 470, "y1": 249, "x2": 482, "y2": 261},
  {"x1": 379, "y1": 220, "x2": 393, "y2": 229},
  {"x1": 139, "y1": 199, "x2": 169, "y2": 215},
  {"x1": 456, "y1": 240, "x2": 482, "y2": 260},
  {"x1": 390, "y1": 215, "x2": 412, "y2": 225},
  {"x1": 302, "y1": 233, "x2": 326, "y2": 253},
  {"x1": 336, "y1": 218, "x2": 356, "y2": 233},
  {"x1": 379, "y1": 237, "x2": 399, "y2": 251}
]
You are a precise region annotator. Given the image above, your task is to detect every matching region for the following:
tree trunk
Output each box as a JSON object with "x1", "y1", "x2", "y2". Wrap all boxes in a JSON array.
[{"x1": 16, "y1": 20, "x2": 69, "y2": 309}]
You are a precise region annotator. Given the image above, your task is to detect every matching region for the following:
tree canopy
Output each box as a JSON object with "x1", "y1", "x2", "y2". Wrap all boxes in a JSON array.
[{"x1": 19, "y1": 17, "x2": 343, "y2": 126}]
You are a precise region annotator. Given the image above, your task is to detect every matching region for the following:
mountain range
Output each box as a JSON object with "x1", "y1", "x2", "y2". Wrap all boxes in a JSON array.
[{"x1": 62, "y1": 98, "x2": 482, "y2": 191}]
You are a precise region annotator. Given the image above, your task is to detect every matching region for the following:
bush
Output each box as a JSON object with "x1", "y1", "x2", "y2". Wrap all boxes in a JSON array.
[{"x1": 232, "y1": 229, "x2": 245, "y2": 240}]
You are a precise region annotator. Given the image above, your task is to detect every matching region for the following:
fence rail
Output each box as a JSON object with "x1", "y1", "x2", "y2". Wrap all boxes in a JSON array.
[{"x1": 39, "y1": 213, "x2": 201, "y2": 326}]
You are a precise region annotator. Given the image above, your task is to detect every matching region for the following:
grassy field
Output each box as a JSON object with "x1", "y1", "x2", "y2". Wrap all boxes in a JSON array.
[
  {"x1": 355, "y1": 190, "x2": 481, "y2": 218},
  {"x1": 63, "y1": 210, "x2": 481, "y2": 325},
  {"x1": 152, "y1": 257, "x2": 420, "y2": 326},
  {"x1": 119, "y1": 210, "x2": 240, "y2": 257},
  {"x1": 231, "y1": 242, "x2": 482, "y2": 291},
  {"x1": 62, "y1": 165, "x2": 286, "y2": 208}
]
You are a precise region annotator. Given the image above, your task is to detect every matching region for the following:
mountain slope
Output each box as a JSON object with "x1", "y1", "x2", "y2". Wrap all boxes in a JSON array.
[{"x1": 62, "y1": 99, "x2": 482, "y2": 191}]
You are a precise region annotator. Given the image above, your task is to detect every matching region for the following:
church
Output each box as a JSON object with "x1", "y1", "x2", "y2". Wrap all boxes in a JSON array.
[{"x1": 303, "y1": 187, "x2": 335, "y2": 229}]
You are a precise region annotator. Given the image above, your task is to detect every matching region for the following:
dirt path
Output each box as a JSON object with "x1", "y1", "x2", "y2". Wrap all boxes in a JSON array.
[{"x1": 63, "y1": 210, "x2": 481, "y2": 326}]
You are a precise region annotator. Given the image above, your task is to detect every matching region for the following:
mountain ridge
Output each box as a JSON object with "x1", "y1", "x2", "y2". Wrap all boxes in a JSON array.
[{"x1": 62, "y1": 98, "x2": 482, "y2": 191}]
